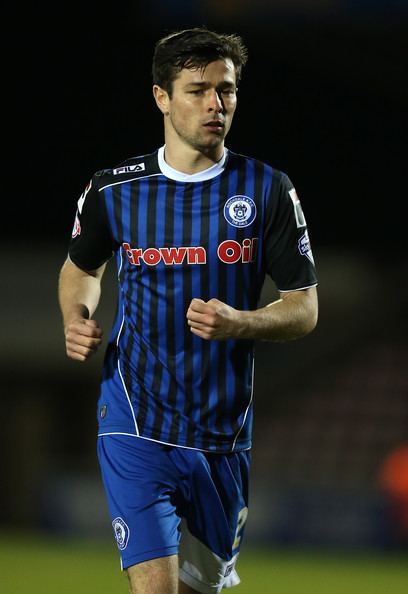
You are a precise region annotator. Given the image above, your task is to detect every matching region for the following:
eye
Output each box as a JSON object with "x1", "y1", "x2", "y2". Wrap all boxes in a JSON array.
[
  {"x1": 189, "y1": 89, "x2": 204, "y2": 95},
  {"x1": 221, "y1": 88, "x2": 236, "y2": 96}
]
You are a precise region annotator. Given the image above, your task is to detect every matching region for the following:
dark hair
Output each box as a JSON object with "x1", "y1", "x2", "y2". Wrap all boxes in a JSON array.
[{"x1": 152, "y1": 27, "x2": 248, "y2": 96}]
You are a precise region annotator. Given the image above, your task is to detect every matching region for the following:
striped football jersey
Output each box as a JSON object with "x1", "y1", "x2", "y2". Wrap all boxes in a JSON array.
[{"x1": 68, "y1": 147, "x2": 317, "y2": 452}]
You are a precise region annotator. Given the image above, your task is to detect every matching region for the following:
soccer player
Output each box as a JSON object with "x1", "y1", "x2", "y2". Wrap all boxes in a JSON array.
[{"x1": 58, "y1": 27, "x2": 318, "y2": 594}]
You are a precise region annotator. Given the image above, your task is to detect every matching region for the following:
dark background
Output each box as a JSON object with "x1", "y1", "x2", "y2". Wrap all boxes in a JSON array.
[{"x1": 2, "y1": 1, "x2": 407, "y2": 552}]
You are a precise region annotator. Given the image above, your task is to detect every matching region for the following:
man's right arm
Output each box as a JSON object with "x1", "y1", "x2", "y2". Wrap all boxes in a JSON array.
[{"x1": 58, "y1": 258, "x2": 106, "y2": 362}]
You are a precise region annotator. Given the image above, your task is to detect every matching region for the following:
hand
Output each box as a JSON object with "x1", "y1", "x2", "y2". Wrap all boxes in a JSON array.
[
  {"x1": 186, "y1": 298, "x2": 242, "y2": 340},
  {"x1": 64, "y1": 318, "x2": 103, "y2": 361}
]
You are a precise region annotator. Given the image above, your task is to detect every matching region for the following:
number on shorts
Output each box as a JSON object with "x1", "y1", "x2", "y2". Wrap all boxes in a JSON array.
[{"x1": 233, "y1": 506, "x2": 248, "y2": 550}]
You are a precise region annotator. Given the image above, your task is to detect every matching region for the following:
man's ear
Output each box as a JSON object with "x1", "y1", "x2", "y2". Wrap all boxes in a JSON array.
[{"x1": 153, "y1": 85, "x2": 170, "y2": 115}]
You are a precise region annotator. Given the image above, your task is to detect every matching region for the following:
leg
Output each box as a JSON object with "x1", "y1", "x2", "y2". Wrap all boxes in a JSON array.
[
  {"x1": 127, "y1": 555, "x2": 179, "y2": 594},
  {"x1": 178, "y1": 581, "x2": 201, "y2": 593}
]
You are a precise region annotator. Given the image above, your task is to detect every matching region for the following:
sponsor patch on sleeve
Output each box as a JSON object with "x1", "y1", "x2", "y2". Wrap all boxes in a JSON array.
[
  {"x1": 71, "y1": 210, "x2": 81, "y2": 238},
  {"x1": 77, "y1": 179, "x2": 92, "y2": 214},
  {"x1": 298, "y1": 230, "x2": 314, "y2": 264},
  {"x1": 289, "y1": 188, "x2": 307, "y2": 228}
]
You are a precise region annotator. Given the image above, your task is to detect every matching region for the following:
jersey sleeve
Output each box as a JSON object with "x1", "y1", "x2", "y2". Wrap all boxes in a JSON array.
[
  {"x1": 263, "y1": 171, "x2": 318, "y2": 291},
  {"x1": 68, "y1": 173, "x2": 115, "y2": 270}
]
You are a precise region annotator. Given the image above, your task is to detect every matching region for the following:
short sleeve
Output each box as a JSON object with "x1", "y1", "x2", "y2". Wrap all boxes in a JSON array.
[
  {"x1": 68, "y1": 174, "x2": 115, "y2": 270},
  {"x1": 263, "y1": 171, "x2": 318, "y2": 291}
]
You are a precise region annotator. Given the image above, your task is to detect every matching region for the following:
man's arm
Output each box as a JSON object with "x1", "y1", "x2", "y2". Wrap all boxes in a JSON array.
[
  {"x1": 58, "y1": 258, "x2": 106, "y2": 361},
  {"x1": 186, "y1": 286, "x2": 318, "y2": 342}
]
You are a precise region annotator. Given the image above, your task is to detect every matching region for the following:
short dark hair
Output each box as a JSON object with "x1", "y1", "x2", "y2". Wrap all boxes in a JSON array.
[{"x1": 152, "y1": 27, "x2": 248, "y2": 96}]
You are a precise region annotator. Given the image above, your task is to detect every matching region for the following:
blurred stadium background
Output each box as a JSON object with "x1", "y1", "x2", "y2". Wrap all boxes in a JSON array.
[{"x1": 2, "y1": 0, "x2": 407, "y2": 592}]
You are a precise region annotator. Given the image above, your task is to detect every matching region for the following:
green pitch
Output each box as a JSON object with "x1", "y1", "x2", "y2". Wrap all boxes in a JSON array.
[{"x1": 0, "y1": 531, "x2": 407, "y2": 594}]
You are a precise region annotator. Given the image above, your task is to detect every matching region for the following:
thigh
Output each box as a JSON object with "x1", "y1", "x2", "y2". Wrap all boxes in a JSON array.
[
  {"x1": 97, "y1": 435, "x2": 182, "y2": 570},
  {"x1": 173, "y1": 449, "x2": 251, "y2": 593},
  {"x1": 127, "y1": 555, "x2": 179, "y2": 594}
]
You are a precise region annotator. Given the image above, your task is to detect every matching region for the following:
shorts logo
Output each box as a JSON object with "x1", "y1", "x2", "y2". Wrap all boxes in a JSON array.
[
  {"x1": 112, "y1": 517, "x2": 130, "y2": 550},
  {"x1": 298, "y1": 230, "x2": 314, "y2": 264},
  {"x1": 224, "y1": 195, "x2": 257, "y2": 228}
]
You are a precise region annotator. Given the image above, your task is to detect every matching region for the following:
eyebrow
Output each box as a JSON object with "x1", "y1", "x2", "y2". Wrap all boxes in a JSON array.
[{"x1": 184, "y1": 81, "x2": 236, "y2": 89}]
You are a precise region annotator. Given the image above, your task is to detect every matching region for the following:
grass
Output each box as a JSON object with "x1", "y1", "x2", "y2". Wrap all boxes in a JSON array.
[{"x1": 0, "y1": 531, "x2": 407, "y2": 594}]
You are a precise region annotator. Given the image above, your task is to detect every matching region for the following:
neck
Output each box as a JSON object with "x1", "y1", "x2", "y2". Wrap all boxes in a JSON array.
[{"x1": 163, "y1": 131, "x2": 224, "y2": 174}]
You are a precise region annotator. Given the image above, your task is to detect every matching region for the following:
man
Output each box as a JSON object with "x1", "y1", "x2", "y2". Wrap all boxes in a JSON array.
[{"x1": 58, "y1": 27, "x2": 318, "y2": 594}]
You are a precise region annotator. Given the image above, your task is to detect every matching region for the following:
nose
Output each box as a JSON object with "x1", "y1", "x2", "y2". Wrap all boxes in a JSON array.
[{"x1": 208, "y1": 89, "x2": 223, "y2": 113}]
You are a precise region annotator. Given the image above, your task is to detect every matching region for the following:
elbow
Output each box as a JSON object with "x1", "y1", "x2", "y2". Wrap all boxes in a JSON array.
[
  {"x1": 299, "y1": 300, "x2": 318, "y2": 338},
  {"x1": 303, "y1": 310, "x2": 318, "y2": 337}
]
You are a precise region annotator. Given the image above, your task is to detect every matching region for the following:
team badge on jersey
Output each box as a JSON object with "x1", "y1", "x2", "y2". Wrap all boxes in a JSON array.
[
  {"x1": 112, "y1": 517, "x2": 130, "y2": 550},
  {"x1": 298, "y1": 230, "x2": 314, "y2": 264},
  {"x1": 224, "y1": 195, "x2": 257, "y2": 228}
]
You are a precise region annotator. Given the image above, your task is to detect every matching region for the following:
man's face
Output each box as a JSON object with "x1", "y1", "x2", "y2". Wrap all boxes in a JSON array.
[{"x1": 160, "y1": 59, "x2": 238, "y2": 154}]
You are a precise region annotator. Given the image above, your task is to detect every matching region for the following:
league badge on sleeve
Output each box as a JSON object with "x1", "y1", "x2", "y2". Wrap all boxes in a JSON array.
[{"x1": 298, "y1": 230, "x2": 315, "y2": 264}]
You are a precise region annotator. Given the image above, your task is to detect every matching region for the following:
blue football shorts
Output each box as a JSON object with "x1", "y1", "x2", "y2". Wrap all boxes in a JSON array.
[{"x1": 97, "y1": 434, "x2": 250, "y2": 594}]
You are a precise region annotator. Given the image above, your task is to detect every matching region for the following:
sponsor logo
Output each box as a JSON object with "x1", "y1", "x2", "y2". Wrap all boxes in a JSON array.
[
  {"x1": 224, "y1": 195, "x2": 257, "y2": 228},
  {"x1": 77, "y1": 179, "x2": 92, "y2": 214},
  {"x1": 298, "y1": 230, "x2": 314, "y2": 264},
  {"x1": 113, "y1": 163, "x2": 145, "y2": 175},
  {"x1": 112, "y1": 517, "x2": 130, "y2": 551},
  {"x1": 122, "y1": 238, "x2": 258, "y2": 267},
  {"x1": 224, "y1": 563, "x2": 235, "y2": 577},
  {"x1": 289, "y1": 188, "x2": 306, "y2": 228},
  {"x1": 71, "y1": 211, "x2": 81, "y2": 238}
]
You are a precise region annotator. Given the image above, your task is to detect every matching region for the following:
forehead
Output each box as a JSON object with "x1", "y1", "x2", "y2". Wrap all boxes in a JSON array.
[{"x1": 174, "y1": 58, "x2": 236, "y2": 86}]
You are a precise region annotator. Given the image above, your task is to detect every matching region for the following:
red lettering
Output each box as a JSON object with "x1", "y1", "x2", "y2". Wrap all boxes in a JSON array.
[
  {"x1": 122, "y1": 242, "x2": 143, "y2": 265},
  {"x1": 218, "y1": 240, "x2": 241, "y2": 264},
  {"x1": 160, "y1": 247, "x2": 187, "y2": 265},
  {"x1": 143, "y1": 248, "x2": 161, "y2": 266},
  {"x1": 217, "y1": 238, "x2": 258, "y2": 264},
  {"x1": 122, "y1": 239, "x2": 258, "y2": 267},
  {"x1": 187, "y1": 246, "x2": 206, "y2": 264},
  {"x1": 242, "y1": 238, "x2": 251, "y2": 263}
]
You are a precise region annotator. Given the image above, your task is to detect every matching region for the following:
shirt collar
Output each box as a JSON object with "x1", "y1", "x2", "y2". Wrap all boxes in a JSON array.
[{"x1": 158, "y1": 145, "x2": 228, "y2": 182}]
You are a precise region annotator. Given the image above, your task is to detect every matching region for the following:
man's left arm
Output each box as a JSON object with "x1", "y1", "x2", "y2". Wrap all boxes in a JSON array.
[{"x1": 186, "y1": 286, "x2": 318, "y2": 342}]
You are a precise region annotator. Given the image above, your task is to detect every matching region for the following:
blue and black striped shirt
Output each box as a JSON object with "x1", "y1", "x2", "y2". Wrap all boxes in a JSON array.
[{"x1": 68, "y1": 147, "x2": 317, "y2": 452}]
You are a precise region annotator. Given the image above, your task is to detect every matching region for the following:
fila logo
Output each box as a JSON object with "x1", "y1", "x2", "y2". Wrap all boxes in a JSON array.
[{"x1": 113, "y1": 163, "x2": 145, "y2": 175}]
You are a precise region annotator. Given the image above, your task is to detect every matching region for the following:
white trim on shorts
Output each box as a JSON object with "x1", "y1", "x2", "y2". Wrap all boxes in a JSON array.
[{"x1": 178, "y1": 519, "x2": 241, "y2": 594}]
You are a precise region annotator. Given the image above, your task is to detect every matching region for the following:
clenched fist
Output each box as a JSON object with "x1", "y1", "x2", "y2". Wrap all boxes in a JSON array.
[
  {"x1": 186, "y1": 298, "x2": 243, "y2": 340},
  {"x1": 64, "y1": 318, "x2": 103, "y2": 361}
]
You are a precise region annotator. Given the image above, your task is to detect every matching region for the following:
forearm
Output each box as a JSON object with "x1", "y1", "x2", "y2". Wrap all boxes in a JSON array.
[
  {"x1": 187, "y1": 287, "x2": 318, "y2": 342},
  {"x1": 58, "y1": 258, "x2": 104, "y2": 327},
  {"x1": 237, "y1": 288, "x2": 318, "y2": 342}
]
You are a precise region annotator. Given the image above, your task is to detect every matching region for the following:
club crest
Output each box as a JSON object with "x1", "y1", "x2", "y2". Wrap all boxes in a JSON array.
[
  {"x1": 112, "y1": 517, "x2": 130, "y2": 550},
  {"x1": 224, "y1": 195, "x2": 257, "y2": 228}
]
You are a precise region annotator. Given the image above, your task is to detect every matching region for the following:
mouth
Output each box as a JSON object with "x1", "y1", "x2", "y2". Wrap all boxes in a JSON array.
[{"x1": 203, "y1": 120, "x2": 225, "y2": 132}]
